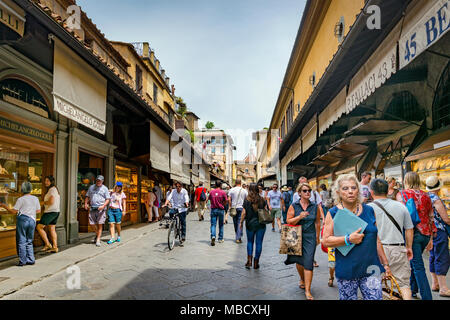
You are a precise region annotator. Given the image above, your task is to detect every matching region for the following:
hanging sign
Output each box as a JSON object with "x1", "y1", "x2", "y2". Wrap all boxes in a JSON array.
[
  {"x1": 346, "y1": 47, "x2": 397, "y2": 113},
  {"x1": 399, "y1": 0, "x2": 450, "y2": 69}
]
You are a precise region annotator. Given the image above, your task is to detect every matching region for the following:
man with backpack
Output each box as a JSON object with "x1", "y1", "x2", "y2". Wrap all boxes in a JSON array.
[
  {"x1": 195, "y1": 182, "x2": 208, "y2": 221},
  {"x1": 368, "y1": 178, "x2": 414, "y2": 300}
]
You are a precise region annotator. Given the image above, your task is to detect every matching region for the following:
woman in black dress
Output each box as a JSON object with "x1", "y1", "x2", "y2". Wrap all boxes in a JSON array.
[{"x1": 285, "y1": 183, "x2": 321, "y2": 300}]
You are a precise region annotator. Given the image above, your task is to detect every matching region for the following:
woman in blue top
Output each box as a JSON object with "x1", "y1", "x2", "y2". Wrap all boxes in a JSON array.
[
  {"x1": 284, "y1": 183, "x2": 321, "y2": 300},
  {"x1": 322, "y1": 174, "x2": 391, "y2": 300},
  {"x1": 426, "y1": 176, "x2": 450, "y2": 297}
]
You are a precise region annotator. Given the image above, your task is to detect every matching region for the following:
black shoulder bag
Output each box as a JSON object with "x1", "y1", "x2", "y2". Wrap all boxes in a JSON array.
[{"x1": 373, "y1": 201, "x2": 402, "y2": 236}]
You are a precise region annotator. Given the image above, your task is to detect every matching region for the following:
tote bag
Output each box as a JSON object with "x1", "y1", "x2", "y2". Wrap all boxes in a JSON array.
[
  {"x1": 257, "y1": 208, "x2": 273, "y2": 224},
  {"x1": 279, "y1": 224, "x2": 302, "y2": 256}
]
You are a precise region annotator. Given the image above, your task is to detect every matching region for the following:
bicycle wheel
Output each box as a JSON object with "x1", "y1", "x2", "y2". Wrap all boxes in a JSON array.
[{"x1": 168, "y1": 220, "x2": 176, "y2": 250}]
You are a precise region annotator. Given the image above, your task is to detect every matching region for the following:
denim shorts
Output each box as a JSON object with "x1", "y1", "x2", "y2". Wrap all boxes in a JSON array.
[{"x1": 108, "y1": 208, "x2": 123, "y2": 224}]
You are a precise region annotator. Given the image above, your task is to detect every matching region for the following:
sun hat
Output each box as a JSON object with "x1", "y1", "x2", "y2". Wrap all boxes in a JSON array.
[
  {"x1": 281, "y1": 186, "x2": 289, "y2": 192},
  {"x1": 425, "y1": 175, "x2": 442, "y2": 192}
]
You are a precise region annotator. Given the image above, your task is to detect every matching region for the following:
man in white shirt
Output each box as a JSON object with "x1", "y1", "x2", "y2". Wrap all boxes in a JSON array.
[
  {"x1": 266, "y1": 183, "x2": 284, "y2": 233},
  {"x1": 163, "y1": 182, "x2": 190, "y2": 243},
  {"x1": 368, "y1": 178, "x2": 414, "y2": 300},
  {"x1": 360, "y1": 171, "x2": 373, "y2": 203},
  {"x1": 228, "y1": 179, "x2": 248, "y2": 243}
]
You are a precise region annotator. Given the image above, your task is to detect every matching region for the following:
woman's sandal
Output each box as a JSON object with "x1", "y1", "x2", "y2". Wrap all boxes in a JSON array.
[
  {"x1": 305, "y1": 292, "x2": 314, "y2": 300},
  {"x1": 439, "y1": 289, "x2": 450, "y2": 297},
  {"x1": 299, "y1": 281, "x2": 305, "y2": 290},
  {"x1": 328, "y1": 277, "x2": 334, "y2": 287},
  {"x1": 432, "y1": 285, "x2": 440, "y2": 292},
  {"x1": 41, "y1": 245, "x2": 52, "y2": 252}
]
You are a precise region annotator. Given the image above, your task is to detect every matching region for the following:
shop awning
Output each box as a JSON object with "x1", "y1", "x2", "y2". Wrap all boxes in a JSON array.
[
  {"x1": 405, "y1": 129, "x2": 450, "y2": 162},
  {"x1": 279, "y1": 0, "x2": 411, "y2": 159},
  {"x1": 345, "y1": 119, "x2": 411, "y2": 136},
  {"x1": 309, "y1": 140, "x2": 368, "y2": 166},
  {"x1": 170, "y1": 140, "x2": 191, "y2": 185},
  {"x1": 150, "y1": 121, "x2": 170, "y2": 173},
  {"x1": 53, "y1": 39, "x2": 107, "y2": 134}
]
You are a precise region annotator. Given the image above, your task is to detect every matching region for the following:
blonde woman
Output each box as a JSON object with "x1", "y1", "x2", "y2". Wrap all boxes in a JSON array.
[
  {"x1": 284, "y1": 183, "x2": 321, "y2": 300},
  {"x1": 396, "y1": 171, "x2": 435, "y2": 300},
  {"x1": 386, "y1": 176, "x2": 399, "y2": 200},
  {"x1": 322, "y1": 174, "x2": 391, "y2": 300}
]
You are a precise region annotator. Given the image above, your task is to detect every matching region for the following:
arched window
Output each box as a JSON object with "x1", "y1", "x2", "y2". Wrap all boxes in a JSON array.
[
  {"x1": 0, "y1": 78, "x2": 50, "y2": 118},
  {"x1": 384, "y1": 91, "x2": 425, "y2": 122},
  {"x1": 432, "y1": 61, "x2": 450, "y2": 130}
]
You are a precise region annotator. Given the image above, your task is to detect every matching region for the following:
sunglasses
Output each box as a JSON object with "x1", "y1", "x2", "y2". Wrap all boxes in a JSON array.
[{"x1": 301, "y1": 189, "x2": 312, "y2": 193}]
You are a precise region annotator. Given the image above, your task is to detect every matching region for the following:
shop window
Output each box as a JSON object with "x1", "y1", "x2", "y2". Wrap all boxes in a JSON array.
[
  {"x1": 384, "y1": 91, "x2": 425, "y2": 122},
  {"x1": 0, "y1": 78, "x2": 50, "y2": 118},
  {"x1": 432, "y1": 61, "x2": 450, "y2": 130}
]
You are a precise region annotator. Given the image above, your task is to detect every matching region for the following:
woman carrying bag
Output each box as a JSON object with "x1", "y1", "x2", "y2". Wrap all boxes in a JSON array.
[
  {"x1": 240, "y1": 183, "x2": 267, "y2": 270},
  {"x1": 284, "y1": 183, "x2": 321, "y2": 300}
]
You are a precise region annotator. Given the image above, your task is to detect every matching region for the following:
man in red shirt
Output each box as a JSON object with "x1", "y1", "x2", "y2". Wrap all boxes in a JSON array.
[
  {"x1": 194, "y1": 183, "x2": 208, "y2": 221},
  {"x1": 208, "y1": 180, "x2": 228, "y2": 246}
]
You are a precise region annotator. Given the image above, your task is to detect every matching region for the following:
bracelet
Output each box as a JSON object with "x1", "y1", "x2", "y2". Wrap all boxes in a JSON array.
[{"x1": 344, "y1": 234, "x2": 350, "y2": 246}]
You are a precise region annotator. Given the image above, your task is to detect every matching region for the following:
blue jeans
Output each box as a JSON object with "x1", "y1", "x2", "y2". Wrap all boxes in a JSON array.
[
  {"x1": 16, "y1": 215, "x2": 36, "y2": 265},
  {"x1": 170, "y1": 209, "x2": 187, "y2": 238},
  {"x1": 429, "y1": 229, "x2": 450, "y2": 276},
  {"x1": 410, "y1": 230, "x2": 433, "y2": 300},
  {"x1": 210, "y1": 208, "x2": 224, "y2": 240},
  {"x1": 246, "y1": 227, "x2": 266, "y2": 259},
  {"x1": 232, "y1": 208, "x2": 243, "y2": 240}
]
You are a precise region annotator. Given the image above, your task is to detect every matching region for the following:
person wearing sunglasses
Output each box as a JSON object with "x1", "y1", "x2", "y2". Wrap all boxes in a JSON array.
[{"x1": 284, "y1": 183, "x2": 321, "y2": 300}]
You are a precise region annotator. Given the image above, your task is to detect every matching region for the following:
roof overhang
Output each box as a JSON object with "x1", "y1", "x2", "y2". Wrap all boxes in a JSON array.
[{"x1": 279, "y1": 0, "x2": 412, "y2": 159}]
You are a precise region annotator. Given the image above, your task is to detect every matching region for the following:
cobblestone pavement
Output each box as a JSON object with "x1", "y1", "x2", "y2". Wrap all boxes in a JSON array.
[{"x1": 2, "y1": 212, "x2": 447, "y2": 300}]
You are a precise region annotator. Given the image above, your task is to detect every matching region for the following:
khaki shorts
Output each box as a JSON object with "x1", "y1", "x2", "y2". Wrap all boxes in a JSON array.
[
  {"x1": 271, "y1": 208, "x2": 282, "y2": 219},
  {"x1": 89, "y1": 208, "x2": 107, "y2": 225},
  {"x1": 383, "y1": 245, "x2": 411, "y2": 288}
]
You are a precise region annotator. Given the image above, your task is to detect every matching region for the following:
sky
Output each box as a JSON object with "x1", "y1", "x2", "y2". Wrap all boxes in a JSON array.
[{"x1": 77, "y1": 0, "x2": 306, "y2": 160}]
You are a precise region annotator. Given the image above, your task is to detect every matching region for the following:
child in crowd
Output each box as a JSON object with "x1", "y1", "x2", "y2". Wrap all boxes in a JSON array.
[{"x1": 328, "y1": 247, "x2": 336, "y2": 287}]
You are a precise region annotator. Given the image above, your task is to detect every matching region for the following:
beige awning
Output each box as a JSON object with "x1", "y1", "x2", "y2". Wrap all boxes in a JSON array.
[
  {"x1": 319, "y1": 87, "x2": 347, "y2": 136},
  {"x1": 302, "y1": 117, "x2": 317, "y2": 153},
  {"x1": 53, "y1": 39, "x2": 107, "y2": 134},
  {"x1": 170, "y1": 140, "x2": 191, "y2": 185},
  {"x1": 345, "y1": 21, "x2": 400, "y2": 114},
  {"x1": 150, "y1": 121, "x2": 170, "y2": 173}
]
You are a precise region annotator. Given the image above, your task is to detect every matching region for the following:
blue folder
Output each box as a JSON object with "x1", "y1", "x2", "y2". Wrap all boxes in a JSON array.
[{"x1": 333, "y1": 208, "x2": 368, "y2": 256}]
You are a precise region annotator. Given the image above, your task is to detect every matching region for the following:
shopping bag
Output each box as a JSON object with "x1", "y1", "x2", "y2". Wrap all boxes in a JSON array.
[
  {"x1": 279, "y1": 224, "x2": 302, "y2": 256},
  {"x1": 382, "y1": 275, "x2": 403, "y2": 300},
  {"x1": 258, "y1": 208, "x2": 273, "y2": 224}
]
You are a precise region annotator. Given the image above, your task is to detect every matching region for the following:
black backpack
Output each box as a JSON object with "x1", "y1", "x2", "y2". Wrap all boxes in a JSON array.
[{"x1": 199, "y1": 188, "x2": 207, "y2": 201}]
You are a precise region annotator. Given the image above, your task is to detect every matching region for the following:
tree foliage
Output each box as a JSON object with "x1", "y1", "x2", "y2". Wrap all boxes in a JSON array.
[{"x1": 205, "y1": 121, "x2": 215, "y2": 130}]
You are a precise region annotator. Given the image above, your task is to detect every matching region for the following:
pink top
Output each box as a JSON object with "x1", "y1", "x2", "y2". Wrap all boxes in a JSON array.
[{"x1": 209, "y1": 189, "x2": 228, "y2": 210}]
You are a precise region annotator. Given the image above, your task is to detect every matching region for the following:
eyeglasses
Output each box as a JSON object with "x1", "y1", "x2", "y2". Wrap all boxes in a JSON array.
[{"x1": 301, "y1": 189, "x2": 312, "y2": 193}]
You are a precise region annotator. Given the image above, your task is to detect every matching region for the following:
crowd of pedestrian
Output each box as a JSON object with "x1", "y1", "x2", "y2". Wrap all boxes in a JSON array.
[{"x1": 1, "y1": 167, "x2": 448, "y2": 301}]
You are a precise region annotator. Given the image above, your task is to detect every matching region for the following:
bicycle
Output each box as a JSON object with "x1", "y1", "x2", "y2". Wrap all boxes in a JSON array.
[{"x1": 167, "y1": 209, "x2": 183, "y2": 250}]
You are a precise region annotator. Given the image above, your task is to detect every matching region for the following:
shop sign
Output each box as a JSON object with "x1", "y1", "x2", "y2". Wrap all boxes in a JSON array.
[
  {"x1": 0, "y1": 150, "x2": 28, "y2": 163},
  {"x1": 0, "y1": 0, "x2": 26, "y2": 37},
  {"x1": 346, "y1": 47, "x2": 397, "y2": 113},
  {"x1": 400, "y1": 0, "x2": 450, "y2": 69},
  {"x1": 54, "y1": 95, "x2": 106, "y2": 134},
  {"x1": 0, "y1": 116, "x2": 54, "y2": 143}
]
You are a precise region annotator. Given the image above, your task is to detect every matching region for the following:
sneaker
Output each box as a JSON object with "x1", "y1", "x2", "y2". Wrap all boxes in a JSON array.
[
  {"x1": 211, "y1": 237, "x2": 215, "y2": 246},
  {"x1": 218, "y1": 239, "x2": 224, "y2": 243},
  {"x1": 96, "y1": 241, "x2": 101, "y2": 247},
  {"x1": 116, "y1": 237, "x2": 121, "y2": 243},
  {"x1": 107, "y1": 239, "x2": 115, "y2": 245},
  {"x1": 272, "y1": 228, "x2": 275, "y2": 232}
]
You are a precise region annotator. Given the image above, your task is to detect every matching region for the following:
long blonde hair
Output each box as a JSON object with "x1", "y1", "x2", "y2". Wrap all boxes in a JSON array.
[{"x1": 331, "y1": 174, "x2": 363, "y2": 205}]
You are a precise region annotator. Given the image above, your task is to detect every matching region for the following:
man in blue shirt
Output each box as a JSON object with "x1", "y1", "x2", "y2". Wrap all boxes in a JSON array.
[{"x1": 85, "y1": 175, "x2": 110, "y2": 247}]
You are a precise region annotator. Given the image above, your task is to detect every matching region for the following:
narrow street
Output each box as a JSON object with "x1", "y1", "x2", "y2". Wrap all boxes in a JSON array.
[{"x1": 1, "y1": 212, "x2": 444, "y2": 300}]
